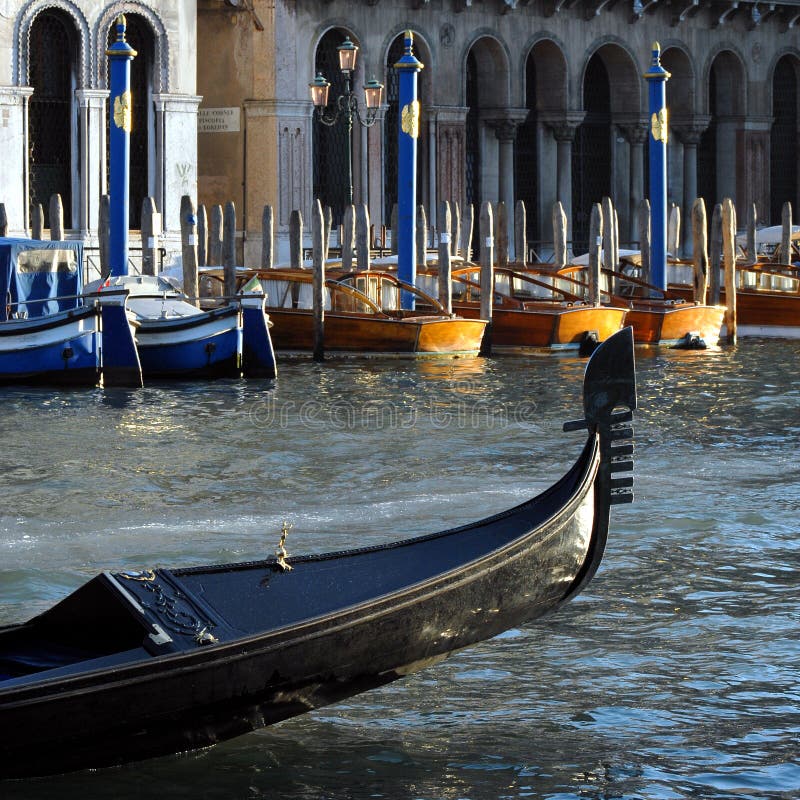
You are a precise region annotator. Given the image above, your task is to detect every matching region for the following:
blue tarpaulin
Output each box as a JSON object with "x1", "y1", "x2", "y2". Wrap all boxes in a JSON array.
[{"x1": 0, "y1": 238, "x2": 84, "y2": 321}]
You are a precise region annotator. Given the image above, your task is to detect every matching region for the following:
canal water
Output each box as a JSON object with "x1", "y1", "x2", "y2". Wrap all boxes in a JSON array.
[{"x1": 1, "y1": 339, "x2": 798, "y2": 799}]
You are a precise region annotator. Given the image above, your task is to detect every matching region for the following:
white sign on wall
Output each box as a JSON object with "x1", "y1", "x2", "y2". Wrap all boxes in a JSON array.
[{"x1": 198, "y1": 107, "x2": 241, "y2": 133}]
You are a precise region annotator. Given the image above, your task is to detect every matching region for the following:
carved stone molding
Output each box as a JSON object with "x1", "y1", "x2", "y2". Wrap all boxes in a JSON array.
[
  {"x1": 541, "y1": 111, "x2": 585, "y2": 142},
  {"x1": 671, "y1": 115, "x2": 712, "y2": 146}
]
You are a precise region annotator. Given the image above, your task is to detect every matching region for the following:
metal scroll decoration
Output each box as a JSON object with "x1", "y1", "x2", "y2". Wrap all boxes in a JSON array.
[
  {"x1": 113, "y1": 90, "x2": 132, "y2": 132},
  {"x1": 401, "y1": 100, "x2": 420, "y2": 139}
]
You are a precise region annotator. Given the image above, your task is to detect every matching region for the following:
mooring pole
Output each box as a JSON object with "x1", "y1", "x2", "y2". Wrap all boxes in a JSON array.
[
  {"x1": 106, "y1": 15, "x2": 136, "y2": 277},
  {"x1": 643, "y1": 42, "x2": 670, "y2": 294},
  {"x1": 395, "y1": 31, "x2": 423, "y2": 309}
]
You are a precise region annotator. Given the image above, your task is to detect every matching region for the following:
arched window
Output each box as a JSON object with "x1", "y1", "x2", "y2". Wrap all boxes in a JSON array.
[
  {"x1": 312, "y1": 29, "x2": 353, "y2": 226},
  {"x1": 770, "y1": 57, "x2": 798, "y2": 224},
  {"x1": 573, "y1": 55, "x2": 611, "y2": 251},
  {"x1": 29, "y1": 10, "x2": 79, "y2": 228},
  {"x1": 465, "y1": 51, "x2": 481, "y2": 210},
  {"x1": 515, "y1": 56, "x2": 537, "y2": 245},
  {"x1": 107, "y1": 15, "x2": 155, "y2": 228}
]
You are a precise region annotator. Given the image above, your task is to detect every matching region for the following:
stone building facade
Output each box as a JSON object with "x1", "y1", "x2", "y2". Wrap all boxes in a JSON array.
[
  {"x1": 0, "y1": 0, "x2": 197, "y2": 256},
  {"x1": 199, "y1": 0, "x2": 800, "y2": 262}
]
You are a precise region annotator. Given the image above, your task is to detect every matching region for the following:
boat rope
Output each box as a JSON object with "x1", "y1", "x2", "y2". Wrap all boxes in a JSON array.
[{"x1": 275, "y1": 521, "x2": 293, "y2": 572}]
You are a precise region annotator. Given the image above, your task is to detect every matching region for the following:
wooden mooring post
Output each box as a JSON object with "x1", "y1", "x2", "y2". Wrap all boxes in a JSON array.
[
  {"x1": 0, "y1": 204, "x2": 7, "y2": 237},
  {"x1": 197, "y1": 204, "x2": 208, "y2": 267},
  {"x1": 31, "y1": 204, "x2": 44, "y2": 240},
  {"x1": 479, "y1": 201, "x2": 494, "y2": 356},
  {"x1": 780, "y1": 202, "x2": 793, "y2": 266},
  {"x1": 49, "y1": 194, "x2": 64, "y2": 241},
  {"x1": 341, "y1": 205, "x2": 355, "y2": 271},
  {"x1": 262, "y1": 205, "x2": 274, "y2": 269},
  {"x1": 722, "y1": 198, "x2": 737, "y2": 345},
  {"x1": 514, "y1": 200, "x2": 527, "y2": 267},
  {"x1": 356, "y1": 204, "x2": 370, "y2": 270},
  {"x1": 496, "y1": 201, "x2": 509, "y2": 268},
  {"x1": 209, "y1": 205, "x2": 223, "y2": 267},
  {"x1": 745, "y1": 203, "x2": 757, "y2": 266},
  {"x1": 438, "y1": 200, "x2": 453, "y2": 315},
  {"x1": 141, "y1": 197, "x2": 160, "y2": 277},
  {"x1": 311, "y1": 199, "x2": 325, "y2": 362},
  {"x1": 691, "y1": 198, "x2": 710, "y2": 304},
  {"x1": 180, "y1": 195, "x2": 199, "y2": 307},
  {"x1": 709, "y1": 203, "x2": 723, "y2": 306},
  {"x1": 416, "y1": 205, "x2": 427, "y2": 270},
  {"x1": 461, "y1": 204, "x2": 474, "y2": 264},
  {"x1": 223, "y1": 201, "x2": 237, "y2": 298},
  {"x1": 453, "y1": 202, "x2": 462, "y2": 260},
  {"x1": 588, "y1": 203, "x2": 603, "y2": 307},
  {"x1": 638, "y1": 199, "x2": 651, "y2": 289},
  {"x1": 553, "y1": 201, "x2": 567, "y2": 269},
  {"x1": 289, "y1": 209, "x2": 303, "y2": 270}
]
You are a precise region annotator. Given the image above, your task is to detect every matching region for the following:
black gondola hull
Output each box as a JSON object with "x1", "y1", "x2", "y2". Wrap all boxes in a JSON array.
[{"x1": 0, "y1": 328, "x2": 636, "y2": 779}]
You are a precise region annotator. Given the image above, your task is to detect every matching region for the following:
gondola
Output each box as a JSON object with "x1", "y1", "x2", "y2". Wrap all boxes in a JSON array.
[{"x1": 0, "y1": 327, "x2": 636, "y2": 779}]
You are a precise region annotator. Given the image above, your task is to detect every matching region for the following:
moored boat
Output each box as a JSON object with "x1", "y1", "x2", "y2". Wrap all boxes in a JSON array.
[
  {"x1": 0, "y1": 238, "x2": 140, "y2": 387},
  {"x1": 208, "y1": 268, "x2": 487, "y2": 356},
  {"x1": 416, "y1": 266, "x2": 627, "y2": 351},
  {"x1": 93, "y1": 274, "x2": 277, "y2": 379},
  {"x1": 0, "y1": 327, "x2": 636, "y2": 778}
]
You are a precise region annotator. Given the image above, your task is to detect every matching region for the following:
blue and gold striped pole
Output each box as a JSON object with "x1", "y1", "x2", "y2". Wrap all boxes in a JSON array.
[
  {"x1": 106, "y1": 15, "x2": 136, "y2": 277},
  {"x1": 644, "y1": 41, "x2": 670, "y2": 292},
  {"x1": 395, "y1": 31, "x2": 423, "y2": 309}
]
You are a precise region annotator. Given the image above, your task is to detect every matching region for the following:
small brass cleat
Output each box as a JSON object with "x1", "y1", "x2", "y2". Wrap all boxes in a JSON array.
[{"x1": 276, "y1": 520, "x2": 293, "y2": 572}]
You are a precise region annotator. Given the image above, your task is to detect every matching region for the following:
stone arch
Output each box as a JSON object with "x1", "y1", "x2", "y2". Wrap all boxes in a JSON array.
[
  {"x1": 662, "y1": 44, "x2": 696, "y2": 117},
  {"x1": 701, "y1": 46, "x2": 747, "y2": 117},
  {"x1": 383, "y1": 30, "x2": 432, "y2": 223},
  {"x1": 462, "y1": 33, "x2": 512, "y2": 109},
  {"x1": 579, "y1": 40, "x2": 641, "y2": 115},
  {"x1": 524, "y1": 35, "x2": 568, "y2": 114},
  {"x1": 15, "y1": 0, "x2": 90, "y2": 88},
  {"x1": 770, "y1": 53, "x2": 800, "y2": 221},
  {"x1": 95, "y1": 3, "x2": 169, "y2": 94}
]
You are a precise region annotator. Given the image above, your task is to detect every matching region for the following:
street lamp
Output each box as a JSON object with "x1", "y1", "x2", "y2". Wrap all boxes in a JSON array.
[{"x1": 309, "y1": 37, "x2": 384, "y2": 208}]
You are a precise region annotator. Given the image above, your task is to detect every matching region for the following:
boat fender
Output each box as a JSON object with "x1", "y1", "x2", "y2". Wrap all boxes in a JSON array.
[
  {"x1": 671, "y1": 332, "x2": 707, "y2": 350},
  {"x1": 578, "y1": 330, "x2": 600, "y2": 357}
]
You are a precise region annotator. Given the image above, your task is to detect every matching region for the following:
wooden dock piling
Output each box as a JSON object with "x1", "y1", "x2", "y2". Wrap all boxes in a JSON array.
[
  {"x1": 223, "y1": 202, "x2": 237, "y2": 298},
  {"x1": 356, "y1": 204, "x2": 370, "y2": 271},
  {"x1": 209, "y1": 205, "x2": 223, "y2": 267},
  {"x1": 180, "y1": 195, "x2": 199, "y2": 307},
  {"x1": 780, "y1": 202, "x2": 793, "y2": 266},
  {"x1": 141, "y1": 197, "x2": 160, "y2": 276},
  {"x1": 709, "y1": 203, "x2": 722, "y2": 306},
  {"x1": 745, "y1": 203, "x2": 757, "y2": 266},
  {"x1": 31, "y1": 204, "x2": 44, "y2": 240},
  {"x1": 691, "y1": 198, "x2": 710, "y2": 303},
  {"x1": 668, "y1": 204, "x2": 681, "y2": 257},
  {"x1": 722, "y1": 198, "x2": 737, "y2": 345},
  {"x1": 497, "y1": 201, "x2": 509, "y2": 268},
  {"x1": 416, "y1": 205, "x2": 427, "y2": 269},
  {"x1": 479, "y1": 201, "x2": 494, "y2": 356},
  {"x1": 262, "y1": 205, "x2": 274, "y2": 269},
  {"x1": 0, "y1": 204, "x2": 7, "y2": 237},
  {"x1": 514, "y1": 200, "x2": 526, "y2": 267},
  {"x1": 462, "y1": 204, "x2": 474, "y2": 264},
  {"x1": 553, "y1": 201, "x2": 567, "y2": 269},
  {"x1": 453, "y1": 202, "x2": 462, "y2": 260},
  {"x1": 342, "y1": 205, "x2": 355, "y2": 271},
  {"x1": 289, "y1": 209, "x2": 303, "y2": 270},
  {"x1": 588, "y1": 203, "x2": 603, "y2": 307},
  {"x1": 49, "y1": 194, "x2": 64, "y2": 241},
  {"x1": 638, "y1": 199, "x2": 651, "y2": 289},
  {"x1": 312, "y1": 199, "x2": 325, "y2": 362},
  {"x1": 197, "y1": 204, "x2": 208, "y2": 267},
  {"x1": 438, "y1": 200, "x2": 453, "y2": 315}
]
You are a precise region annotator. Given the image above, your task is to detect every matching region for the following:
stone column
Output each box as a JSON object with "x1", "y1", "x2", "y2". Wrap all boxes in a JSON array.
[
  {"x1": 153, "y1": 93, "x2": 203, "y2": 239},
  {"x1": 244, "y1": 99, "x2": 313, "y2": 265},
  {"x1": 673, "y1": 116, "x2": 710, "y2": 257},
  {"x1": 76, "y1": 89, "x2": 109, "y2": 240},
  {"x1": 485, "y1": 110, "x2": 528, "y2": 260},
  {"x1": 0, "y1": 87, "x2": 33, "y2": 234},
  {"x1": 433, "y1": 106, "x2": 469, "y2": 210},
  {"x1": 619, "y1": 120, "x2": 649, "y2": 245},
  {"x1": 543, "y1": 112, "x2": 585, "y2": 255}
]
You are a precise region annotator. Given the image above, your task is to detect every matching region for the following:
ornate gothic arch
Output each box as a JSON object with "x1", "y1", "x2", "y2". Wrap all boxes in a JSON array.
[
  {"x1": 15, "y1": 0, "x2": 91, "y2": 87},
  {"x1": 94, "y1": 2, "x2": 169, "y2": 93}
]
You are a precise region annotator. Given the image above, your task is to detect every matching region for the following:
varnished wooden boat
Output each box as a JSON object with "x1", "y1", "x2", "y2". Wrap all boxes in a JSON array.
[
  {"x1": 531, "y1": 264, "x2": 725, "y2": 347},
  {"x1": 205, "y1": 268, "x2": 487, "y2": 356},
  {"x1": 668, "y1": 260, "x2": 800, "y2": 339},
  {"x1": 0, "y1": 328, "x2": 636, "y2": 778},
  {"x1": 416, "y1": 267, "x2": 627, "y2": 350}
]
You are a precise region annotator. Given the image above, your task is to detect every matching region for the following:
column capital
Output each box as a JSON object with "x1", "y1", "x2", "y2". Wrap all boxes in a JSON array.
[
  {"x1": 0, "y1": 86, "x2": 33, "y2": 105},
  {"x1": 671, "y1": 115, "x2": 712, "y2": 146},
  {"x1": 482, "y1": 108, "x2": 530, "y2": 141},
  {"x1": 75, "y1": 88, "x2": 110, "y2": 108},
  {"x1": 616, "y1": 115, "x2": 650, "y2": 146},
  {"x1": 541, "y1": 111, "x2": 585, "y2": 142}
]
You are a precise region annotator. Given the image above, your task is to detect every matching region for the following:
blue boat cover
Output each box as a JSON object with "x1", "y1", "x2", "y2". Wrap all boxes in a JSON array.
[{"x1": 0, "y1": 238, "x2": 84, "y2": 321}]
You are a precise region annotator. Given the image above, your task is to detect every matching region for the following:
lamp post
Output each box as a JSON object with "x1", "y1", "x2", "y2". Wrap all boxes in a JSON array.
[{"x1": 309, "y1": 37, "x2": 384, "y2": 208}]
